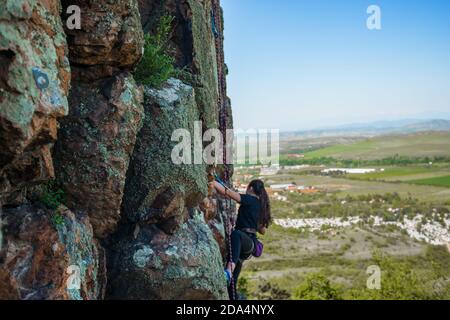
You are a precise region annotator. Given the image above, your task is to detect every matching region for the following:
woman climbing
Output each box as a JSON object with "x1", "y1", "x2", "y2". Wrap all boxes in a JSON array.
[{"x1": 210, "y1": 179, "x2": 272, "y2": 295}]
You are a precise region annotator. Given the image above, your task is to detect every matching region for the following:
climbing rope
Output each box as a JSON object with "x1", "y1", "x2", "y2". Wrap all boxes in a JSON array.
[
  {"x1": 214, "y1": 171, "x2": 236, "y2": 300},
  {"x1": 211, "y1": 10, "x2": 219, "y2": 38},
  {"x1": 211, "y1": 0, "x2": 236, "y2": 300},
  {"x1": 211, "y1": 0, "x2": 229, "y2": 174},
  {"x1": 226, "y1": 199, "x2": 236, "y2": 300}
]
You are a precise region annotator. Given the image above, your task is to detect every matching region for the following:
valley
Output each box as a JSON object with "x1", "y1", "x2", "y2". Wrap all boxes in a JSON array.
[{"x1": 234, "y1": 130, "x2": 450, "y2": 300}]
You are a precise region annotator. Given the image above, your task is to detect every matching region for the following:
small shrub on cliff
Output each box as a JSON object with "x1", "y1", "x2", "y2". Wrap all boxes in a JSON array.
[
  {"x1": 135, "y1": 15, "x2": 175, "y2": 88},
  {"x1": 39, "y1": 180, "x2": 66, "y2": 210}
]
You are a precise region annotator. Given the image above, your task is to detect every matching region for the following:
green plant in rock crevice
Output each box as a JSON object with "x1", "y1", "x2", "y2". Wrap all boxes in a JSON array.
[
  {"x1": 39, "y1": 180, "x2": 66, "y2": 210},
  {"x1": 51, "y1": 213, "x2": 65, "y2": 227},
  {"x1": 134, "y1": 14, "x2": 175, "y2": 88}
]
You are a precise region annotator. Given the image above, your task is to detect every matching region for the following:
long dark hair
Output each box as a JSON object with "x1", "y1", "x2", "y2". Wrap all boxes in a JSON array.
[{"x1": 247, "y1": 179, "x2": 272, "y2": 228}]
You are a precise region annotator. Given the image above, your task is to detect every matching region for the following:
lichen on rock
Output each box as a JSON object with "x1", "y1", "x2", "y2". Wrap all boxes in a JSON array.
[
  {"x1": 0, "y1": 205, "x2": 101, "y2": 300},
  {"x1": 107, "y1": 211, "x2": 228, "y2": 300},
  {"x1": 53, "y1": 0, "x2": 147, "y2": 239},
  {"x1": 122, "y1": 77, "x2": 207, "y2": 232},
  {"x1": 0, "y1": 0, "x2": 233, "y2": 301},
  {"x1": 54, "y1": 73, "x2": 144, "y2": 239},
  {"x1": 61, "y1": 0, "x2": 144, "y2": 77},
  {"x1": 0, "y1": 0, "x2": 70, "y2": 204}
]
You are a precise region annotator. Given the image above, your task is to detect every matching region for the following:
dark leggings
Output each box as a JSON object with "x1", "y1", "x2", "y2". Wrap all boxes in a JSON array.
[
  {"x1": 230, "y1": 229, "x2": 254, "y2": 264},
  {"x1": 229, "y1": 230, "x2": 254, "y2": 298}
]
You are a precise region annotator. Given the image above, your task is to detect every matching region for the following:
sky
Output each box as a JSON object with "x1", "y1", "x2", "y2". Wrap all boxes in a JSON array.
[{"x1": 221, "y1": 0, "x2": 450, "y2": 131}]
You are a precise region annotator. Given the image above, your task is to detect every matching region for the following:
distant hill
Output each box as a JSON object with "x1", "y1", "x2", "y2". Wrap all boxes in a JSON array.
[{"x1": 282, "y1": 119, "x2": 450, "y2": 138}]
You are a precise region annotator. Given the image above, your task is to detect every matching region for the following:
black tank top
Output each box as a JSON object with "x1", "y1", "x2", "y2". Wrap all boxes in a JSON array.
[{"x1": 235, "y1": 194, "x2": 260, "y2": 231}]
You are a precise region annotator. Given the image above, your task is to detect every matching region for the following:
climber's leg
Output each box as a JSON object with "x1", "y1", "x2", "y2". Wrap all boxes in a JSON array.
[
  {"x1": 226, "y1": 229, "x2": 242, "y2": 275},
  {"x1": 224, "y1": 231, "x2": 237, "y2": 286},
  {"x1": 228, "y1": 230, "x2": 253, "y2": 273},
  {"x1": 233, "y1": 260, "x2": 243, "y2": 283},
  {"x1": 230, "y1": 229, "x2": 242, "y2": 265}
]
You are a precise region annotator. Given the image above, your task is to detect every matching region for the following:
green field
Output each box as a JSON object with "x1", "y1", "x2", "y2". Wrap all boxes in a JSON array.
[
  {"x1": 346, "y1": 166, "x2": 450, "y2": 188},
  {"x1": 348, "y1": 167, "x2": 434, "y2": 180},
  {"x1": 265, "y1": 172, "x2": 450, "y2": 202},
  {"x1": 303, "y1": 132, "x2": 450, "y2": 160},
  {"x1": 410, "y1": 175, "x2": 450, "y2": 188}
]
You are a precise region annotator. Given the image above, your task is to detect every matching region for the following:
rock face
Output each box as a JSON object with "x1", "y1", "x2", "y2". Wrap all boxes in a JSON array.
[
  {"x1": 108, "y1": 75, "x2": 231, "y2": 300},
  {"x1": 104, "y1": 0, "x2": 233, "y2": 299},
  {"x1": 55, "y1": 0, "x2": 145, "y2": 238},
  {"x1": 122, "y1": 78, "x2": 207, "y2": 233},
  {"x1": 0, "y1": 205, "x2": 101, "y2": 300},
  {"x1": 0, "y1": 0, "x2": 70, "y2": 204},
  {"x1": 54, "y1": 73, "x2": 144, "y2": 238},
  {"x1": 0, "y1": 0, "x2": 233, "y2": 300},
  {"x1": 138, "y1": 0, "x2": 222, "y2": 130},
  {"x1": 61, "y1": 0, "x2": 144, "y2": 80},
  {"x1": 107, "y1": 212, "x2": 228, "y2": 300},
  {"x1": 209, "y1": 197, "x2": 234, "y2": 257}
]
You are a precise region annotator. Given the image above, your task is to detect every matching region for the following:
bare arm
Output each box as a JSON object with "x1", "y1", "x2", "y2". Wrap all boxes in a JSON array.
[{"x1": 210, "y1": 181, "x2": 241, "y2": 203}]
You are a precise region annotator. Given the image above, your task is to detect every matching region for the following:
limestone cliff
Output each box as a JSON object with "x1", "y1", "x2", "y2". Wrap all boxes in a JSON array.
[{"x1": 0, "y1": 0, "x2": 233, "y2": 300}]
